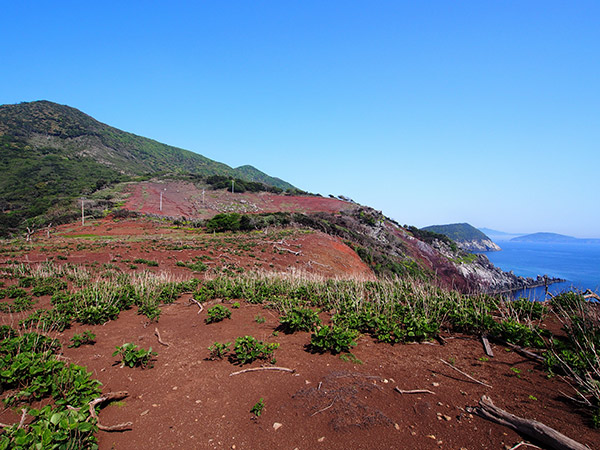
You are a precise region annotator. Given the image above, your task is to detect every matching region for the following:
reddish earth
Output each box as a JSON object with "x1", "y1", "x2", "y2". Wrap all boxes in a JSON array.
[
  {"x1": 16, "y1": 217, "x2": 374, "y2": 280},
  {"x1": 124, "y1": 181, "x2": 356, "y2": 219},
  {"x1": 1, "y1": 218, "x2": 599, "y2": 449}
]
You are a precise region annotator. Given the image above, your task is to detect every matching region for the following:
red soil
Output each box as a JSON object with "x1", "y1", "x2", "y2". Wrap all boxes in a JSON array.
[
  {"x1": 1, "y1": 218, "x2": 599, "y2": 449},
  {"x1": 124, "y1": 181, "x2": 356, "y2": 219}
]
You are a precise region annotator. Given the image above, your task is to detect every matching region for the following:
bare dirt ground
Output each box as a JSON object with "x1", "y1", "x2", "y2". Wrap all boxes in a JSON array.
[
  {"x1": 124, "y1": 181, "x2": 357, "y2": 219},
  {"x1": 1, "y1": 218, "x2": 599, "y2": 449}
]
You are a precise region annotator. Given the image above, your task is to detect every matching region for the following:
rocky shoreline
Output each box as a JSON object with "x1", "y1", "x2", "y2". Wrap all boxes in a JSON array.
[{"x1": 458, "y1": 253, "x2": 565, "y2": 294}]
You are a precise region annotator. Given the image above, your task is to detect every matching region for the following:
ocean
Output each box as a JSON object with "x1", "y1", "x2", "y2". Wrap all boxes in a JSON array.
[{"x1": 480, "y1": 240, "x2": 600, "y2": 300}]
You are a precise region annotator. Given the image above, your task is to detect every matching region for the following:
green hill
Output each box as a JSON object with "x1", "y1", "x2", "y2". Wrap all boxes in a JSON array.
[
  {"x1": 422, "y1": 223, "x2": 500, "y2": 252},
  {"x1": 0, "y1": 100, "x2": 295, "y2": 235},
  {"x1": 422, "y1": 223, "x2": 488, "y2": 242}
]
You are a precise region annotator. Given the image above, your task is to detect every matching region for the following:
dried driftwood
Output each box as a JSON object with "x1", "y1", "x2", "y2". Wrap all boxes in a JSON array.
[
  {"x1": 394, "y1": 387, "x2": 436, "y2": 395},
  {"x1": 229, "y1": 366, "x2": 295, "y2": 376},
  {"x1": 189, "y1": 297, "x2": 204, "y2": 314},
  {"x1": 154, "y1": 327, "x2": 170, "y2": 347},
  {"x1": 481, "y1": 334, "x2": 494, "y2": 357},
  {"x1": 468, "y1": 396, "x2": 589, "y2": 450},
  {"x1": 89, "y1": 391, "x2": 132, "y2": 432},
  {"x1": 273, "y1": 245, "x2": 302, "y2": 256},
  {"x1": 439, "y1": 358, "x2": 492, "y2": 388}
]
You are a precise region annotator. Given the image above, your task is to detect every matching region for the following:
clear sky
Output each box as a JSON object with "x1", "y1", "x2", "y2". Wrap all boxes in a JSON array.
[{"x1": 2, "y1": 1, "x2": 599, "y2": 237}]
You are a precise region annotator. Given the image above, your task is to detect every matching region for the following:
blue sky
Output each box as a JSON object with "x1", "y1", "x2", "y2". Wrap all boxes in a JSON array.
[{"x1": 2, "y1": 1, "x2": 599, "y2": 237}]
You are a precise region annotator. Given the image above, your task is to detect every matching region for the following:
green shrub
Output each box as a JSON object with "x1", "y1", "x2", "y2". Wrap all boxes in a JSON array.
[
  {"x1": 206, "y1": 213, "x2": 241, "y2": 232},
  {"x1": 208, "y1": 341, "x2": 231, "y2": 360},
  {"x1": 492, "y1": 319, "x2": 546, "y2": 348},
  {"x1": 205, "y1": 305, "x2": 231, "y2": 324},
  {"x1": 250, "y1": 398, "x2": 265, "y2": 417},
  {"x1": 309, "y1": 326, "x2": 359, "y2": 354},
  {"x1": 20, "y1": 309, "x2": 72, "y2": 332},
  {"x1": 506, "y1": 299, "x2": 548, "y2": 321},
  {"x1": 279, "y1": 307, "x2": 321, "y2": 333},
  {"x1": 112, "y1": 343, "x2": 157, "y2": 369},
  {"x1": 133, "y1": 258, "x2": 159, "y2": 267},
  {"x1": 68, "y1": 331, "x2": 96, "y2": 348},
  {"x1": 233, "y1": 336, "x2": 279, "y2": 365}
]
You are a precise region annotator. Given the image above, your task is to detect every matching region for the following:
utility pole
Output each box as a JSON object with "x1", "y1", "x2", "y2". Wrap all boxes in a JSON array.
[
  {"x1": 160, "y1": 188, "x2": 166, "y2": 212},
  {"x1": 81, "y1": 198, "x2": 85, "y2": 226},
  {"x1": 202, "y1": 189, "x2": 205, "y2": 205}
]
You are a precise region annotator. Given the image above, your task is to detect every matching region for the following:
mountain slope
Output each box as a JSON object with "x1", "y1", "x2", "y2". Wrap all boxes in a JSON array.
[
  {"x1": 0, "y1": 101, "x2": 294, "y2": 189},
  {"x1": 422, "y1": 223, "x2": 501, "y2": 252},
  {"x1": 0, "y1": 100, "x2": 295, "y2": 235}
]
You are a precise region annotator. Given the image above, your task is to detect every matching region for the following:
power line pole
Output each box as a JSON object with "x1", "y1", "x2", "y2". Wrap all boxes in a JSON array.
[
  {"x1": 159, "y1": 188, "x2": 166, "y2": 212},
  {"x1": 81, "y1": 198, "x2": 85, "y2": 226}
]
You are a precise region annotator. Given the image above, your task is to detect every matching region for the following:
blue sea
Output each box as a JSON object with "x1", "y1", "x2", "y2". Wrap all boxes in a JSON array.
[{"x1": 480, "y1": 240, "x2": 600, "y2": 300}]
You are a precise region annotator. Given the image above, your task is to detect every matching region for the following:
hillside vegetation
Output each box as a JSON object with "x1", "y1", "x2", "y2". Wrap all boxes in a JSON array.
[
  {"x1": 422, "y1": 223, "x2": 491, "y2": 243},
  {"x1": 0, "y1": 101, "x2": 295, "y2": 236}
]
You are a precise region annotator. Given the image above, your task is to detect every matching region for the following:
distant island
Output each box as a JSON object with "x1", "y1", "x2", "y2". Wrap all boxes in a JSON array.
[
  {"x1": 511, "y1": 232, "x2": 600, "y2": 244},
  {"x1": 422, "y1": 223, "x2": 501, "y2": 252}
]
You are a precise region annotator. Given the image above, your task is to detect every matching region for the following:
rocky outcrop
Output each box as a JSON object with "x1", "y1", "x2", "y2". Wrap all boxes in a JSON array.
[
  {"x1": 428, "y1": 239, "x2": 562, "y2": 294},
  {"x1": 457, "y1": 239, "x2": 501, "y2": 253}
]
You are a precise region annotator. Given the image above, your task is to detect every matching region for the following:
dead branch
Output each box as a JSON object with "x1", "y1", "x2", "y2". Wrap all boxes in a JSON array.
[
  {"x1": 189, "y1": 297, "x2": 204, "y2": 314},
  {"x1": 89, "y1": 391, "x2": 132, "y2": 432},
  {"x1": 439, "y1": 359, "x2": 492, "y2": 388},
  {"x1": 508, "y1": 441, "x2": 542, "y2": 450},
  {"x1": 310, "y1": 399, "x2": 336, "y2": 417},
  {"x1": 468, "y1": 395, "x2": 589, "y2": 450},
  {"x1": 583, "y1": 290, "x2": 600, "y2": 301},
  {"x1": 229, "y1": 366, "x2": 295, "y2": 376},
  {"x1": 273, "y1": 245, "x2": 302, "y2": 256},
  {"x1": 25, "y1": 227, "x2": 35, "y2": 242},
  {"x1": 18, "y1": 408, "x2": 27, "y2": 429},
  {"x1": 154, "y1": 328, "x2": 170, "y2": 347},
  {"x1": 481, "y1": 334, "x2": 494, "y2": 357},
  {"x1": 45, "y1": 223, "x2": 53, "y2": 239},
  {"x1": 307, "y1": 260, "x2": 330, "y2": 268},
  {"x1": 494, "y1": 338, "x2": 545, "y2": 363},
  {"x1": 394, "y1": 387, "x2": 436, "y2": 395},
  {"x1": 263, "y1": 239, "x2": 287, "y2": 245}
]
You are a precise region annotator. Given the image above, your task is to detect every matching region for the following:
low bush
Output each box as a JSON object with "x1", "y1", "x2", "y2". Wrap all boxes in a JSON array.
[
  {"x1": 207, "y1": 341, "x2": 231, "y2": 360},
  {"x1": 205, "y1": 305, "x2": 231, "y2": 324},
  {"x1": 309, "y1": 326, "x2": 359, "y2": 354},
  {"x1": 68, "y1": 331, "x2": 96, "y2": 348},
  {"x1": 113, "y1": 343, "x2": 157, "y2": 369},
  {"x1": 279, "y1": 307, "x2": 321, "y2": 333},
  {"x1": 232, "y1": 336, "x2": 279, "y2": 365}
]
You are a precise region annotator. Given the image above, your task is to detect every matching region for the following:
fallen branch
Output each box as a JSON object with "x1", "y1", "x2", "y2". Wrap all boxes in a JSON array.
[
  {"x1": 189, "y1": 297, "x2": 204, "y2": 314},
  {"x1": 493, "y1": 338, "x2": 545, "y2": 363},
  {"x1": 229, "y1": 366, "x2": 295, "y2": 376},
  {"x1": 310, "y1": 399, "x2": 336, "y2": 416},
  {"x1": 583, "y1": 290, "x2": 600, "y2": 301},
  {"x1": 89, "y1": 391, "x2": 132, "y2": 432},
  {"x1": 154, "y1": 328, "x2": 170, "y2": 347},
  {"x1": 481, "y1": 334, "x2": 494, "y2": 357},
  {"x1": 394, "y1": 387, "x2": 436, "y2": 395},
  {"x1": 439, "y1": 359, "x2": 492, "y2": 388},
  {"x1": 468, "y1": 395, "x2": 589, "y2": 450},
  {"x1": 18, "y1": 408, "x2": 27, "y2": 429},
  {"x1": 273, "y1": 245, "x2": 302, "y2": 256},
  {"x1": 307, "y1": 260, "x2": 330, "y2": 268},
  {"x1": 508, "y1": 442, "x2": 542, "y2": 450}
]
